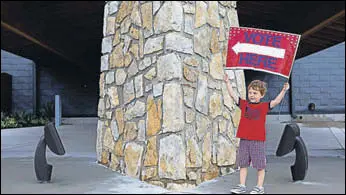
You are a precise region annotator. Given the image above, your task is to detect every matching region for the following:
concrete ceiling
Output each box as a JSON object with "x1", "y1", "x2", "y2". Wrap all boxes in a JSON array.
[{"x1": 1, "y1": 1, "x2": 345, "y2": 78}]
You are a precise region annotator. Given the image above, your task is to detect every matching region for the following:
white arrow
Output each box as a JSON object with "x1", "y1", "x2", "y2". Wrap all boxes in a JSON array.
[{"x1": 232, "y1": 42, "x2": 286, "y2": 58}]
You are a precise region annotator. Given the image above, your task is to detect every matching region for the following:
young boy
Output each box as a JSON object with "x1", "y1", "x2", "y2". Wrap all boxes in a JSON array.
[{"x1": 223, "y1": 73, "x2": 289, "y2": 194}]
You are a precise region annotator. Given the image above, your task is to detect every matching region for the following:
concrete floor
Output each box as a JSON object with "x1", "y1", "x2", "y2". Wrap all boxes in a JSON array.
[{"x1": 1, "y1": 116, "x2": 344, "y2": 194}]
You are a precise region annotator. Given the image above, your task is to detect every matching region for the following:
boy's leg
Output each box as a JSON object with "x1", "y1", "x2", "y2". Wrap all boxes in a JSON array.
[
  {"x1": 240, "y1": 167, "x2": 248, "y2": 185},
  {"x1": 237, "y1": 139, "x2": 251, "y2": 185},
  {"x1": 231, "y1": 139, "x2": 250, "y2": 194},
  {"x1": 257, "y1": 169, "x2": 265, "y2": 187},
  {"x1": 249, "y1": 140, "x2": 266, "y2": 194}
]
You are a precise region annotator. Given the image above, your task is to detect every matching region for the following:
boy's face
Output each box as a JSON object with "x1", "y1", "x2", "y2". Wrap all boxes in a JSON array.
[{"x1": 248, "y1": 87, "x2": 264, "y2": 103}]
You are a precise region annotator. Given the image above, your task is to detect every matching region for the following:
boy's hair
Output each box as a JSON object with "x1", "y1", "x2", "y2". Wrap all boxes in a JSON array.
[{"x1": 248, "y1": 80, "x2": 267, "y2": 96}]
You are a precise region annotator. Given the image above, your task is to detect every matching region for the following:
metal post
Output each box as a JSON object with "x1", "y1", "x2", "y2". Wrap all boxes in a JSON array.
[{"x1": 55, "y1": 95, "x2": 61, "y2": 128}]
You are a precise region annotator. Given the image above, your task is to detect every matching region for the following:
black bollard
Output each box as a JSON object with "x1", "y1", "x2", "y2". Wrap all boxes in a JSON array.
[
  {"x1": 276, "y1": 123, "x2": 308, "y2": 181},
  {"x1": 34, "y1": 122, "x2": 65, "y2": 182},
  {"x1": 290, "y1": 136, "x2": 308, "y2": 181}
]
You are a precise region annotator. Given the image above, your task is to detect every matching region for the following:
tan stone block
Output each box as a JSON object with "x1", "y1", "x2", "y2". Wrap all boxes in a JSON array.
[
  {"x1": 124, "y1": 122, "x2": 138, "y2": 141},
  {"x1": 185, "y1": 108, "x2": 195, "y2": 123},
  {"x1": 159, "y1": 134, "x2": 186, "y2": 180},
  {"x1": 222, "y1": 42, "x2": 228, "y2": 66},
  {"x1": 209, "y1": 53, "x2": 223, "y2": 80},
  {"x1": 105, "y1": 96, "x2": 111, "y2": 110},
  {"x1": 130, "y1": 1, "x2": 142, "y2": 27},
  {"x1": 183, "y1": 66, "x2": 198, "y2": 82},
  {"x1": 183, "y1": 56, "x2": 199, "y2": 67},
  {"x1": 162, "y1": 83, "x2": 185, "y2": 133},
  {"x1": 141, "y1": 2, "x2": 153, "y2": 33},
  {"x1": 144, "y1": 136, "x2": 158, "y2": 166},
  {"x1": 129, "y1": 43, "x2": 139, "y2": 60},
  {"x1": 157, "y1": 99, "x2": 162, "y2": 119},
  {"x1": 139, "y1": 29, "x2": 144, "y2": 58},
  {"x1": 219, "y1": 118, "x2": 227, "y2": 134},
  {"x1": 222, "y1": 83, "x2": 234, "y2": 111},
  {"x1": 196, "y1": 169, "x2": 202, "y2": 185},
  {"x1": 103, "y1": 127, "x2": 115, "y2": 149},
  {"x1": 101, "y1": 150, "x2": 109, "y2": 165},
  {"x1": 110, "y1": 42, "x2": 124, "y2": 68},
  {"x1": 148, "y1": 181, "x2": 164, "y2": 188},
  {"x1": 115, "y1": 138, "x2": 124, "y2": 156},
  {"x1": 202, "y1": 165, "x2": 219, "y2": 181},
  {"x1": 212, "y1": 121, "x2": 218, "y2": 144},
  {"x1": 227, "y1": 9, "x2": 239, "y2": 27},
  {"x1": 146, "y1": 95, "x2": 161, "y2": 136},
  {"x1": 144, "y1": 68, "x2": 156, "y2": 80},
  {"x1": 124, "y1": 142, "x2": 144, "y2": 178},
  {"x1": 113, "y1": 29, "x2": 120, "y2": 46},
  {"x1": 115, "y1": 108, "x2": 124, "y2": 135},
  {"x1": 217, "y1": 135, "x2": 237, "y2": 166},
  {"x1": 97, "y1": 103, "x2": 103, "y2": 118},
  {"x1": 187, "y1": 171, "x2": 197, "y2": 180},
  {"x1": 219, "y1": 19, "x2": 225, "y2": 41},
  {"x1": 124, "y1": 52, "x2": 133, "y2": 67},
  {"x1": 210, "y1": 28, "x2": 220, "y2": 54},
  {"x1": 109, "y1": 153, "x2": 120, "y2": 170},
  {"x1": 194, "y1": 26, "x2": 211, "y2": 58},
  {"x1": 141, "y1": 167, "x2": 158, "y2": 180},
  {"x1": 116, "y1": 1, "x2": 134, "y2": 23},
  {"x1": 186, "y1": 139, "x2": 202, "y2": 168},
  {"x1": 129, "y1": 26, "x2": 139, "y2": 40},
  {"x1": 120, "y1": 17, "x2": 131, "y2": 34},
  {"x1": 195, "y1": 1, "x2": 207, "y2": 28},
  {"x1": 226, "y1": 121, "x2": 235, "y2": 141},
  {"x1": 209, "y1": 92, "x2": 222, "y2": 118},
  {"x1": 207, "y1": 1, "x2": 220, "y2": 28},
  {"x1": 108, "y1": 86, "x2": 119, "y2": 108},
  {"x1": 202, "y1": 132, "x2": 212, "y2": 172},
  {"x1": 196, "y1": 113, "x2": 211, "y2": 141},
  {"x1": 231, "y1": 107, "x2": 242, "y2": 128},
  {"x1": 99, "y1": 72, "x2": 105, "y2": 97},
  {"x1": 153, "y1": 1, "x2": 183, "y2": 34},
  {"x1": 106, "y1": 16, "x2": 116, "y2": 35}
]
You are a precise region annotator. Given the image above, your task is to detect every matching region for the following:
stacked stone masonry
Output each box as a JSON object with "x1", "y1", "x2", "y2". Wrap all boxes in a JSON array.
[{"x1": 98, "y1": 1, "x2": 246, "y2": 191}]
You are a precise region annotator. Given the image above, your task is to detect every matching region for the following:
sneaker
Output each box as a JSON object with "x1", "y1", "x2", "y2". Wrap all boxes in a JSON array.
[
  {"x1": 250, "y1": 186, "x2": 265, "y2": 194},
  {"x1": 230, "y1": 184, "x2": 247, "y2": 194}
]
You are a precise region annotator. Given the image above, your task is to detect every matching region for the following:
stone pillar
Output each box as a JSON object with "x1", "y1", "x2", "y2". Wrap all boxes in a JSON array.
[{"x1": 97, "y1": 1, "x2": 246, "y2": 191}]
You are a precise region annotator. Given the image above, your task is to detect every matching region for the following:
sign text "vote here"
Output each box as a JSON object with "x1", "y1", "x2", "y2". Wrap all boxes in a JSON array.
[{"x1": 238, "y1": 32, "x2": 283, "y2": 71}]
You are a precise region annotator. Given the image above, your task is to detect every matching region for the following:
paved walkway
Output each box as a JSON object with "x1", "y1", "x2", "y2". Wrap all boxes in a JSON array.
[
  {"x1": 265, "y1": 115, "x2": 345, "y2": 158},
  {"x1": 1, "y1": 116, "x2": 344, "y2": 194}
]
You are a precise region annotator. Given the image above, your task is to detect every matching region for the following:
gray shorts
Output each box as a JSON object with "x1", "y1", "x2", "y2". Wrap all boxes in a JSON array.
[{"x1": 236, "y1": 139, "x2": 266, "y2": 170}]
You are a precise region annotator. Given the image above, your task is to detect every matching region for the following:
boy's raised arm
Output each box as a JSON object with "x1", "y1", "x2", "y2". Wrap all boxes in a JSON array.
[
  {"x1": 270, "y1": 82, "x2": 290, "y2": 109},
  {"x1": 224, "y1": 73, "x2": 239, "y2": 105}
]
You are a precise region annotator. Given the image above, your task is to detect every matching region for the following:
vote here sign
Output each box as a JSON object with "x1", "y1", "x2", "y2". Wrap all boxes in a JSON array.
[{"x1": 225, "y1": 27, "x2": 301, "y2": 79}]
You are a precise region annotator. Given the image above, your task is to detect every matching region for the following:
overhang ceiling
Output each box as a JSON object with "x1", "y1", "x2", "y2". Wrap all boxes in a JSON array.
[
  {"x1": 1, "y1": 1, "x2": 345, "y2": 77},
  {"x1": 237, "y1": 1, "x2": 345, "y2": 59},
  {"x1": 1, "y1": 1, "x2": 105, "y2": 77}
]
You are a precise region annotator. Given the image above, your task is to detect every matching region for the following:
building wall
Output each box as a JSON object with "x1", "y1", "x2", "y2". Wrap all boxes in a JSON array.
[
  {"x1": 1, "y1": 50, "x2": 35, "y2": 114},
  {"x1": 292, "y1": 42, "x2": 345, "y2": 114},
  {"x1": 38, "y1": 66, "x2": 99, "y2": 117},
  {"x1": 244, "y1": 41, "x2": 345, "y2": 115},
  {"x1": 1, "y1": 49, "x2": 99, "y2": 117}
]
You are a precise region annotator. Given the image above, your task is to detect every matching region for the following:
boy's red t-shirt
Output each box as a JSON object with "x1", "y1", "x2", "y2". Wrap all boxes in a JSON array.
[{"x1": 235, "y1": 98, "x2": 272, "y2": 141}]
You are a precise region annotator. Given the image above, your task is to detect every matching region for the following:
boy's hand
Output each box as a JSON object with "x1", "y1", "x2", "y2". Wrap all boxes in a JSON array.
[
  {"x1": 283, "y1": 82, "x2": 290, "y2": 91},
  {"x1": 224, "y1": 73, "x2": 229, "y2": 83}
]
